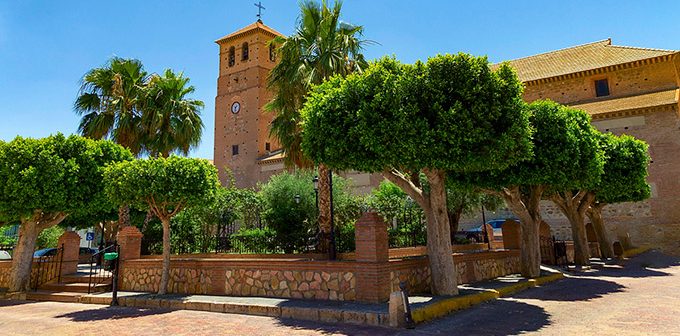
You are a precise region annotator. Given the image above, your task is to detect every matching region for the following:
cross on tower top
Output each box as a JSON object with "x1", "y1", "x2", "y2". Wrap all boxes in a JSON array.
[{"x1": 255, "y1": 2, "x2": 265, "y2": 22}]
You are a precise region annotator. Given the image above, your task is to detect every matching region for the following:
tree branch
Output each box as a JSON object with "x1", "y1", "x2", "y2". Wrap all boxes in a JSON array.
[{"x1": 382, "y1": 168, "x2": 426, "y2": 209}]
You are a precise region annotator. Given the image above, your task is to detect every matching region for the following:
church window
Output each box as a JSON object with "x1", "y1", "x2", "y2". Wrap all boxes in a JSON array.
[
  {"x1": 228, "y1": 46, "x2": 235, "y2": 67},
  {"x1": 232, "y1": 145, "x2": 239, "y2": 156},
  {"x1": 595, "y1": 79, "x2": 610, "y2": 97},
  {"x1": 269, "y1": 44, "x2": 276, "y2": 62},
  {"x1": 265, "y1": 142, "x2": 271, "y2": 151},
  {"x1": 242, "y1": 42, "x2": 249, "y2": 61}
]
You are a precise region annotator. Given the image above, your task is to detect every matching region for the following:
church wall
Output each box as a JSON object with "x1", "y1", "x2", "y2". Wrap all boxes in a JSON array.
[{"x1": 523, "y1": 59, "x2": 678, "y2": 104}]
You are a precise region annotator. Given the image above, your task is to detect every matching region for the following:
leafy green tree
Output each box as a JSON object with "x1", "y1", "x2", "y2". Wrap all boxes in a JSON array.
[
  {"x1": 0, "y1": 134, "x2": 132, "y2": 291},
  {"x1": 142, "y1": 69, "x2": 205, "y2": 158},
  {"x1": 104, "y1": 156, "x2": 219, "y2": 294},
  {"x1": 468, "y1": 100, "x2": 603, "y2": 276},
  {"x1": 584, "y1": 134, "x2": 650, "y2": 258},
  {"x1": 75, "y1": 57, "x2": 150, "y2": 228},
  {"x1": 301, "y1": 55, "x2": 532, "y2": 294},
  {"x1": 445, "y1": 182, "x2": 503, "y2": 234},
  {"x1": 259, "y1": 171, "x2": 318, "y2": 253},
  {"x1": 266, "y1": 0, "x2": 370, "y2": 246}
]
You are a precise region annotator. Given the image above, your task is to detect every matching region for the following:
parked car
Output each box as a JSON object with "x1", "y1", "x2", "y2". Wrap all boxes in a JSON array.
[
  {"x1": 0, "y1": 250, "x2": 11, "y2": 260},
  {"x1": 79, "y1": 247, "x2": 98, "y2": 264},
  {"x1": 471, "y1": 219, "x2": 520, "y2": 238},
  {"x1": 33, "y1": 248, "x2": 58, "y2": 258}
]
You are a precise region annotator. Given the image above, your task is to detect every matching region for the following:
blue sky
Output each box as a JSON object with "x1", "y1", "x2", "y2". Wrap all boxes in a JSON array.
[{"x1": 1, "y1": 1, "x2": 678, "y2": 159}]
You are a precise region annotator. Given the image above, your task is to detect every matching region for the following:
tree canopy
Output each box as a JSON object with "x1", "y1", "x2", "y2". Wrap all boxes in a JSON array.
[
  {"x1": 301, "y1": 55, "x2": 532, "y2": 173},
  {"x1": 0, "y1": 134, "x2": 133, "y2": 224},
  {"x1": 594, "y1": 133, "x2": 650, "y2": 204},
  {"x1": 104, "y1": 156, "x2": 219, "y2": 218}
]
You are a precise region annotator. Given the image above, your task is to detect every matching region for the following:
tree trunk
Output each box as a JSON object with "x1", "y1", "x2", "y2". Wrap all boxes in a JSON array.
[
  {"x1": 142, "y1": 210, "x2": 155, "y2": 233},
  {"x1": 551, "y1": 191, "x2": 593, "y2": 266},
  {"x1": 586, "y1": 203, "x2": 614, "y2": 259},
  {"x1": 501, "y1": 186, "x2": 543, "y2": 278},
  {"x1": 118, "y1": 205, "x2": 131, "y2": 228},
  {"x1": 9, "y1": 220, "x2": 39, "y2": 292},
  {"x1": 159, "y1": 217, "x2": 171, "y2": 295},
  {"x1": 317, "y1": 164, "x2": 332, "y2": 250},
  {"x1": 567, "y1": 211, "x2": 590, "y2": 266},
  {"x1": 9, "y1": 211, "x2": 67, "y2": 292},
  {"x1": 383, "y1": 168, "x2": 458, "y2": 296},
  {"x1": 422, "y1": 169, "x2": 458, "y2": 296}
]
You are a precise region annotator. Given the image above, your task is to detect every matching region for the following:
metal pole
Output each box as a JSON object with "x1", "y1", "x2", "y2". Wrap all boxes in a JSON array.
[
  {"x1": 329, "y1": 170, "x2": 337, "y2": 261},
  {"x1": 111, "y1": 245, "x2": 120, "y2": 306},
  {"x1": 481, "y1": 205, "x2": 492, "y2": 249}
]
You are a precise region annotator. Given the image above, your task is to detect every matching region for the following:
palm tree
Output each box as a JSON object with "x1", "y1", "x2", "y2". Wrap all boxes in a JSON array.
[
  {"x1": 142, "y1": 69, "x2": 204, "y2": 158},
  {"x1": 265, "y1": 0, "x2": 370, "y2": 252},
  {"x1": 75, "y1": 57, "x2": 150, "y2": 227}
]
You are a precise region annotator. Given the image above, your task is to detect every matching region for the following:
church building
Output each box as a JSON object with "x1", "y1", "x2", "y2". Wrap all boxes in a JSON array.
[{"x1": 214, "y1": 21, "x2": 680, "y2": 254}]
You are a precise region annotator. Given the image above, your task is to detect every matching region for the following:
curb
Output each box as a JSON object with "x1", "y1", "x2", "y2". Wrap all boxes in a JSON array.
[
  {"x1": 78, "y1": 294, "x2": 389, "y2": 327},
  {"x1": 622, "y1": 246, "x2": 652, "y2": 258},
  {"x1": 411, "y1": 272, "x2": 564, "y2": 324}
]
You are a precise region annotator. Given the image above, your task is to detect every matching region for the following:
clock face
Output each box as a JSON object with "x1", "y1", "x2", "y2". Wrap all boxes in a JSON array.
[{"x1": 231, "y1": 102, "x2": 241, "y2": 114}]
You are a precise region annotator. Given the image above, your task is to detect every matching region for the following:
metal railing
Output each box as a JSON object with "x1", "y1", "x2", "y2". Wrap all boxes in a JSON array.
[
  {"x1": 31, "y1": 244, "x2": 64, "y2": 291},
  {"x1": 87, "y1": 243, "x2": 117, "y2": 294}
]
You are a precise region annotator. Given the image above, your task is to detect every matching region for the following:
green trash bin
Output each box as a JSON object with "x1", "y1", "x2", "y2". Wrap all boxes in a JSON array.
[
  {"x1": 104, "y1": 252, "x2": 119, "y2": 271},
  {"x1": 104, "y1": 252, "x2": 118, "y2": 261}
]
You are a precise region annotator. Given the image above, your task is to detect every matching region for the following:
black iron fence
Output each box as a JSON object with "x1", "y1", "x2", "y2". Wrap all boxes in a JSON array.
[
  {"x1": 31, "y1": 244, "x2": 64, "y2": 291},
  {"x1": 88, "y1": 243, "x2": 117, "y2": 294}
]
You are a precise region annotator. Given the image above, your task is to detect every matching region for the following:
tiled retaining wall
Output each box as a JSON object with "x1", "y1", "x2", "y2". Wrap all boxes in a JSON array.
[
  {"x1": 120, "y1": 259, "x2": 358, "y2": 301},
  {"x1": 388, "y1": 250, "x2": 521, "y2": 295},
  {"x1": 120, "y1": 249, "x2": 521, "y2": 300}
]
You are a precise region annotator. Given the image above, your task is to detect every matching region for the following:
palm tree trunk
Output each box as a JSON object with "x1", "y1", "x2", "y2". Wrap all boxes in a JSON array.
[
  {"x1": 118, "y1": 205, "x2": 131, "y2": 229},
  {"x1": 317, "y1": 164, "x2": 332, "y2": 251}
]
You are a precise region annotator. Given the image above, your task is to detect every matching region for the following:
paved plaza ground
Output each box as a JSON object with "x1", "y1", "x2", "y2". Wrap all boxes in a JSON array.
[{"x1": 1, "y1": 251, "x2": 678, "y2": 335}]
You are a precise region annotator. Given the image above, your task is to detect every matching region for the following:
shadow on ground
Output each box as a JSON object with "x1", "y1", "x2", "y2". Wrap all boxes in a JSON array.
[
  {"x1": 55, "y1": 306, "x2": 174, "y2": 322},
  {"x1": 412, "y1": 300, "x2": 551, "y2": 336},
  {"x1": 0, "y1": 300, "x2": 33, "y2": 308},
  {"x1": 276, "y1": 319, "x2": 399, "y2": 336},
  {"x1": 571, "y1": 250, "x2": 678, "y2": 279},
  {"x1": 519, "y1": 277, "x2": 625, "y2": 301}
]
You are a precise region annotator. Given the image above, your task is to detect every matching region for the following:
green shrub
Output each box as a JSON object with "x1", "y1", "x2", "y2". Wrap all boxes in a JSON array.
[
  {"x1": 259, "y1": 171, "x2": 318, "y2": 253},
  {"x1": 36, "y1": 226, "x2": 65, "y2": 249},
  {"x1": 230, "y1": 227, "x2": 278, "y2": 253}
]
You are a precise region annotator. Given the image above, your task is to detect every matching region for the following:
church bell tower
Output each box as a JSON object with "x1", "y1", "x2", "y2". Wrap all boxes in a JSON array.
[{"x1": 213, "y1": 20, "x2": 283, "y2": 188}]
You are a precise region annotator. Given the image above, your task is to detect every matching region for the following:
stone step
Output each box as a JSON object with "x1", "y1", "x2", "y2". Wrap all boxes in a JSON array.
[
  {"x1": 39, "y1": 282, "x2": 111, "y2": 293},
  {"x1": 26, "y1": 291, "x2": 83, "y2": 303},
  {"x1": 60, "y1": 273, "x2": 112, "y2": 284}
]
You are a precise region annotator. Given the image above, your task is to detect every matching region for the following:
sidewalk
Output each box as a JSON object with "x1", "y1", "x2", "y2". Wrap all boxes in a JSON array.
[{"x1": 77, "y1": 268, "x2": 564, "y2": 327}]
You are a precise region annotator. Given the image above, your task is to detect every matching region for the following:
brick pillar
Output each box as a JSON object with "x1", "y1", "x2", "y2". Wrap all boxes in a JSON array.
[
  {"x1": 502, "y1": 220, "x2": 520, "y2": 250},
  {"x1": 355, "y1": 212, "x2": 390, "y2": 303},
  {"x1": 57, "y1": 231, "x2": 81, "y2": 275},
  {"x1": 117, "y1": 226, "x2": 143, "y2": 261}
]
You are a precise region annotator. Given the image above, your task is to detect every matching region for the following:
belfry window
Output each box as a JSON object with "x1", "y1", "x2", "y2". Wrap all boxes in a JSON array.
[
  {"x1": 269, "y1": 44, "x2": 276, "y2": 62},
  {"x1": 595, "y1": 78, "x2": 610, "y2": 97},
  {"x1": 228, "y1": 46, "x2": 235, "y2": 67},
  {"x1": 232, "y1": 145, "x2": 239, "y2": 156},
  {"x1": 242, "y1": 42, "x2": 249, "y2": 61}
]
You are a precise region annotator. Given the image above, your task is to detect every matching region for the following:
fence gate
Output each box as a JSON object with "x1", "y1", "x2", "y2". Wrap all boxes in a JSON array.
[{"x1": 31, "y1": 244, "x2": 64, "y2": 291}]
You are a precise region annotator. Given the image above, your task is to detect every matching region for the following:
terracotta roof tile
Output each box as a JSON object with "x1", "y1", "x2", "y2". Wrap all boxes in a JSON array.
[
  {"x1": 570, "y1": 89, "x2": 679, "y2": 115},
  {"x1": 215, "y1": 20, "x2": 283, "y2": 44},
  {"x1": 495, "y1": 39, "x2": 677, "y2": 82}
]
